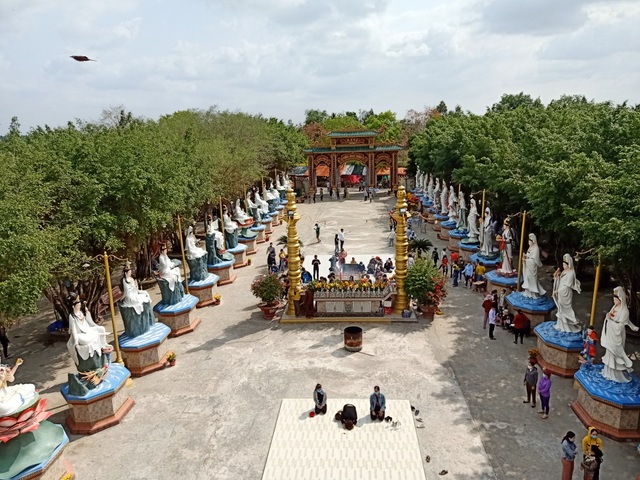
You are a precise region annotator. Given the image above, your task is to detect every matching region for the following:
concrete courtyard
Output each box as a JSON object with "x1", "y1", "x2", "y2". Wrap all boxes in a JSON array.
[{"x1": 9, "y1": 190, "x2": 640, "y2": 479}]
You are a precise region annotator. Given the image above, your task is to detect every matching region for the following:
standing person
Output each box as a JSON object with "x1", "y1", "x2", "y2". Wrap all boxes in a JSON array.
[
  {"x1": 561, "y1": 431, "x2": 578, "y2": 480},
  {"x1": 336, "y1": 188, "x2": 340, "y2": 200},
  {"x1": 313, "y1": 383, "x2": 327, "y2": 415},
  {"x1": 452, "y1": 262, "x2": 461, "y2": 287},
  {"x1": 320, "y1": 188, "x2": 324, "y2": 201},
  {"x1": 312, "y1": 255, "x2": 321, "y2": 280},
  {"x1": 370, "y1": 385, "x2": 386, "y2": 421},
  {"x1": 338, "y1": 229, "x2": 345, "y2": 250},
  {"x1": 314, "y1": 223, "x2": 321, "y2": 243},
  {"x1": 267, "y1": 250, "x2": 277, "y2": 273},
  {"x1": 432, "y1": 248, "x2": 439, "y2": 266},
  {"x1": 313, "y1": 190, "x2": 316, "y2": 203},
  {"x1": 488, "y1": 303, "x2": 497, "y2": 340},
  {"x1": 440, "y1": 254, "x2": 449, "y2": 276},
  {"x1": 538, "y1": 369, "x2": 552, "y2": 419},
  {"x1": 580, "y1": 448, "x2": 598, "y2": 480},
  {"x1": 463, "y1": 261, "x2": 474, "y2": 288},
  {"x1": 329, "y1": 186, "x2": 333, "y2": 198},
  {"x1": 523, "y1": 359, "x2": 538, "y2": 408},
  {"x1": 0, "y1": 325, "x2": 9, "y2": 360},
  {"x1": 278, "y1": 248, "x2": 287, "y2": 273},
  {"x1": 334, "y1": 234, "x2": 340, "y2": 255},
  {"x1": 513, "y1": 309, "x2": 529, "y2": 344},
  {"x1": 407, "y1": 253, "x2": 415, "y2": 269},
  {"x1": 581, "y1": 427, "x2": 603, "y2": 459},
  {"x1": 291, "y1": 285, "x2": 301, "y2": 316},
  {"x1": 482, "y1": 294, "x2": 493, "y2": 329},
  {"x1": 590, "y1": 445, "x2": 603, "y2": 480},
  {"x1": 450, "y1": 251, "x2": 459, "y2": 277},
  {"x1": 266, "y1": 242, "x2": 275, "y2": 258}
]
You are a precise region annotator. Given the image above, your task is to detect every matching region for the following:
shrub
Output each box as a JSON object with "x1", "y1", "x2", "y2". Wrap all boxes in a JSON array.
[
  {"x1": 251, "y1": 274, "x2": 284, "y2": 305},
  {"x1": 404, "y1": 259, "x2": 447, "y2": 306}
]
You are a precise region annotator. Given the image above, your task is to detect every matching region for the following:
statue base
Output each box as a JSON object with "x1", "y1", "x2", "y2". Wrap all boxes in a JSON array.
[
  {"x1": 251, "y1": 224, "x2": 267, "y2": 243},
  {"x1": 208, "y1": 259, "x2": 236, "y2": 286},
  {"x1": 470, "y1": 252, "x2": 501, "y2": 271},
  {"x1": 534, "y1": 321, "x2": 583, "y2": 378},
  {"x1": 448, "y1": 230, "x2": 468, "y2": 252},
  {"x1": 119, "y1": 323, "x2": 171, "y2": 377},
  {"x1": 60, "y1": 363, "x2": 135, "y2": 435},
  {"x1": 486, "y1": 270, "x2": 518, "y2": 293},
  {"x1": 0, "y1": 421, "x2": 74, "y2": 480},
  {"x1": 571, "y1": 365, "x2": 640, "y2": 441},
  {"x1": 458, "y1": 242, "x2": 479, "y2": 263},
  {"x1": 438, "y1": 221, "x2": 456, "y2": 241},
  {"x1": 261, "y1": 218, "x2": 273, "y2": 235},
  {"x1": 154, "y1": 294, "x2": 200, "y2": 337},
  {"x1": 188, "y1": 273, "x2": 220, "y2": 307},
  {"x1": 506, "y1": 292, "x2": 556, "y2": 329},
  {"x1": 228, "y1": 244, "x2": 248, "y2": 269},
  {"x1": 238, "y1": 236, "x2": 257, "y2": 255}
]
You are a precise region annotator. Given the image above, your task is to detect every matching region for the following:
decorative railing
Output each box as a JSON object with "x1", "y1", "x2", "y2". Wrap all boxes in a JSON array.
[{"x1": 312, "y1": 286, "x2": 393, "y2": 299}]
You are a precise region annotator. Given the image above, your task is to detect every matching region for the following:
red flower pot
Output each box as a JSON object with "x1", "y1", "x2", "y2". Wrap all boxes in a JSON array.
[{"x1": 258, "y1": 301, "x2": 280, "y2": 320}]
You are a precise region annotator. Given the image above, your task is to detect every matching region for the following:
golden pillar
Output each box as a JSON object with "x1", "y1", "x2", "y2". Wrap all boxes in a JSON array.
[
  {"x1": 103, "y1": 252, "x2": 124, "y2": 365},
  {"x1": 393, "y1": 185, "x2": 409, "y2": 314},
  {"x1": 589, "y1": 254, "x2": 602, "y2": 327},
  {"x1": 284, "y1": 188, "x2": 301, "y2": 316},
  {"x1": 176, "y1": 215, "x2": 189, "y2": 294}
]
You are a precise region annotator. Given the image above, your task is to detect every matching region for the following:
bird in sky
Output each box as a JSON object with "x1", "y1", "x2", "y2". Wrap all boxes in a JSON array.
[{"x1": 70, "y1": 55, "x2": 96, "y2": 62}]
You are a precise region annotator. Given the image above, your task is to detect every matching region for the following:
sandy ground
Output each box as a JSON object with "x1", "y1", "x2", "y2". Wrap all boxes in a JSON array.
[{"x1": 6, "y1": 190, "x2": 640, "y2": 479}]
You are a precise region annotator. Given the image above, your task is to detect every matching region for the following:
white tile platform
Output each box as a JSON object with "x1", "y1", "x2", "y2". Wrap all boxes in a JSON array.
[{"x1": 262, "y1": 398, "x2": 426, "y2": 480}]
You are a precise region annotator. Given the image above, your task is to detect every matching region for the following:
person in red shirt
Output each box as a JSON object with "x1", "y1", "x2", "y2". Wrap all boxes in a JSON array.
[
  {"x1": 513, "y1": 309, "x2": 529, "y2": 344},
  {"x1": 440, "y1": 255, "x2": 449, "y2": 276},
  {"x1": 482, "y1": 294, "x2": 493, "y2": 329}
]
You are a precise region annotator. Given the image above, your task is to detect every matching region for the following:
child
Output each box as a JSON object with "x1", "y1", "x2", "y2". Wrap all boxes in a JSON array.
[
  {"x1": 440, "y1": 255, "x2": 449, "y2": 276},
  {"x1": 579, "y1": 327, "x2": 598, "y2": 367}
]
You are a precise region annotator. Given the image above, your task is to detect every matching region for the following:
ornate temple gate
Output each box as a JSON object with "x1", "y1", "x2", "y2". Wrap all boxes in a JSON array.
[{"x1": 305, "y1": 130, "x2": 403, "y2": 195}]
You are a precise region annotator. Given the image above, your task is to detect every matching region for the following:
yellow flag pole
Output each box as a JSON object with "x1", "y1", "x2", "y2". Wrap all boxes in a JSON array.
[
  {"x1": 176, "y1": 215, "x2": 189, "y2": 294},
  {"x1": 103, "y1": 251, "x2": 124, "y2": 365},
  {"x1": 589, "y1": 254, "x2": 602, "y2": 327},
  {"x1": 516, "y1": 212, "x2": 527, "y2": 292}
]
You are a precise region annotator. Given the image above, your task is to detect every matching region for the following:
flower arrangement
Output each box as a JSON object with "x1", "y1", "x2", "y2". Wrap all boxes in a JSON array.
[
  {"x1": 214, "y1": 293, "x2": 222, "y2": 302},
  {"x1": 404, "y1": 259, "x2": 448, "y2": 307},
  {"x1": 528, "y1": 348, "x2": 539, "y2": 359},
  {"x1": 166, "y1": 352, "x2": 177, "y2": 362},
  {"x1": 307, "y1": 279, "x2": 388, "y2": 293},
  {"x1": 251, "y1": 274, "x2": 284, "y2": 305}
]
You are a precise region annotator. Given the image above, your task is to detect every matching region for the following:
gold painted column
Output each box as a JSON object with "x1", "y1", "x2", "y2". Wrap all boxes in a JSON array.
[
  {"x1": 284, "y1": 188, "x2": 302, "y2": 316},
  {"x1": 393, "y1": 186, "x2": 409, "y2": 314}
]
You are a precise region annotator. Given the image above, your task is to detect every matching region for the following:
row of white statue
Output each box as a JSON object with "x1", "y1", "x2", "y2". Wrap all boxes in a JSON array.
[{"x1": 417, "y1": 168, "x2": 638, "y2": 384}]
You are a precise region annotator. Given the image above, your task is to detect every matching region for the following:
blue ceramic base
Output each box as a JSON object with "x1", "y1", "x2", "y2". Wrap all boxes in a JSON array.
[
  {"x1": 459, "y1": 242, "x2": 479, "y2": 252},
  {"x1": 189, "y1": 272, "x2": 219, "y2": 288},
  {"x1": 434, "y1": 214, "x2": 449, "y2": 221},
  {"x1": 427, "y1": 207, "x2": 437, "y2": 214},
  {"x1": 485, "y1": 270, "x2": 518, "y2": 288},
  {"x1": 2, "y1": 421, "x2": 69, "y2": 480},
  {"x1": 119, "y1": 322, "x2": 171, "y2": 350},
  {"x1": 250, "y1": 225, "x2": 266, "y2": 232},
  {"x1": 450, "y1": 229, "x2": 468, "y2": 238},
  {"x1": 575, "y1": 365, "x2": 640, "y2": 407},
  {"x1": 507, "y1": 291, "x2": 556, "y2": 313},
  {"x1": 154, "y1": 294, "x2": 199, "y2": 315},
  {"x1": 535, "y1": 321, "x2": 583, "y2": 350},
  {"x1": 227, "y1": 244, "x2": 248, "y2": 255},
  {"x1": 61, "y1": 363, "x2": 131, "y2": 403},
  {"x1": 276, "y1": 205, "x2": 284, "y2": 211},
  {"x1": 208, "y1": 259, "x2": 234, "y2": 270},
  {"x1": 421, "y1": 199, "x2": 433, "y2": 207},
  {"x1": 440, "y1": 220, "x2": 457, "y2": 229},
  {"x1": 470, "y1": 253, "x2": 501, "y2": 267}
]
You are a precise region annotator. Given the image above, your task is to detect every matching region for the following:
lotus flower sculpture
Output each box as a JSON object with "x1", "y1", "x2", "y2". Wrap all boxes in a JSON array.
[{"x1": 0, "y1": 397, "x2": 52, "y2": 443}]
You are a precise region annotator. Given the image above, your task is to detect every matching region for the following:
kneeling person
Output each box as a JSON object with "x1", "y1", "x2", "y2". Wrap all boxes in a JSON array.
[
  {"x1": 370, "y1": 385, "x2": 386, "y2": 421},
  {"x1": 338, "y1": 403, "x2": 358, "y2": 430}
]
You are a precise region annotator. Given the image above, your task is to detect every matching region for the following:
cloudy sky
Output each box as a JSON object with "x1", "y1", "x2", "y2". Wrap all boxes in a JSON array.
[{"x1": 1, "y1": 0, "x2": 638, "y2": 132}]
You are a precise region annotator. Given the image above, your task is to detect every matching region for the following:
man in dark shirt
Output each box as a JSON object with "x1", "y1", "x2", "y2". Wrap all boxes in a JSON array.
[
  {"x1": 340, "y1": 403, "x2": 358, "y2": 430},
  {"x1": 312, "y1": 255, "x2": 321, "y2": 280}
]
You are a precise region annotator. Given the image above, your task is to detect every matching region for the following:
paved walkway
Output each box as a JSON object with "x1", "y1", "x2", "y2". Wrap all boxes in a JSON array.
[{"x1": 7, "y1": 192, "x2": 640, "y2": 479}]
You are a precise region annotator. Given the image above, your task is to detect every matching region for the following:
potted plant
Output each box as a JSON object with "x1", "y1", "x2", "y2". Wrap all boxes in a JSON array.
[
  {"x1": 213, "y1": 293, "x2": 222, "y2": 306},
  {"x1": 404, "y1": 259, "x2": 448, "y2": 319},
  {"x1": 166, "y1": 351, "x2": 177, "y2": 367},
  {"x1": 251, "y1": 274, "x2": 284, "y2": 319}
]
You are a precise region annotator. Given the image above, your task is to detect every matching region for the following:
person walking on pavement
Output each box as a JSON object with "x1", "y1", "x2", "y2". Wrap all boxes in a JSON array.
[
  {"x1": 312, "y1": 255, "x2": 321, "y2": 281},
  {"x1": 523, "y1": 359, "x2": 538, "y2": 408},
  {"x1": 513, "y1": 309, "x2": 529, "y2": 344},
  {"x1": 338, "y1": 229, "x2": 345, "y2": 250},
  {"x1": 432, "y1": 248, "x2": 439, "y2": 266},
  {"x1": 482, "y1": 294, "x2": 493, "y2": 329},
  {"x1": 488, "y1": 303, "x2": 497, "y2": 339},
  {"x1": 314, "y1": 223, "x2": 321, "y2": 243},
  {"x1": 320, "y1": 188, "x2": 324, "y2": 201},
  {"x1": 266, "y1": 242, "x2": 275, "y2": 258},
  {"x1": 463, "y1": 261, "x2": 474, "y2": 288},
  {"x1": 313, "y1": 190, "x2": 316, "y2": 203},
  {"x1": 560, "y1": 431, "x2": 578, "y2": 480},
  {"x1": 538, "y1": 369, "x2": 552, "y2": 419}
]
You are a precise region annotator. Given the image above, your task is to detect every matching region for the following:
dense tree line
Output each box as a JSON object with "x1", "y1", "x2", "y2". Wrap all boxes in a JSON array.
[
  {"x1": 0, "y1": 108, "x2": 307, "y2": 326},
  {"x1": 409, "y1": 93, "x2": 640, "y2": 321}
]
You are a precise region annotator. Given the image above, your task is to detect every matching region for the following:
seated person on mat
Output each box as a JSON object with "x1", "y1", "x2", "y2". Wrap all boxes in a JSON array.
[{"x1": 370, "y1": 385, "x2": 386, "y2": 421}]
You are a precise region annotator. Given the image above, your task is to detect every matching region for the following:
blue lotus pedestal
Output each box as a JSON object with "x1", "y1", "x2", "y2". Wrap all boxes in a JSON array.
[
  {"x1": 261, "y1": 217, "x2": 273, "y2": 235},
  {"x1": 458, "y1": 241, "x2": 479, "y2": 263},
  {"x1": 188, "y1": 273, "x2": 220, "y2": 308},
  {"x1": 534, "y1": 321, "x2": 583, "y2": 378},
  {"x1": 438, "y1": 220, "x2": 456, "y2": 241},
  {"x1": 448, "y1": 229, "x2": 468, "y2": 252},
  {"x1": 432, "y1": 214, "x2": 448, "y2": 232},
  {"x1": 60, "y1": 363, "x2": 135, "y2": 435},
  {"x1": 251, "y1": 224, "x2": 267, "y2": 244},
  {"x1": 571, "y1": 365, "x2": 640, "y2": 441},
  {"x1": 506, "y1": 291, "x2": 555, "y2": 329},
  {"x1": 486, "y1": 270, "x2": 518, "y2": 294},
  {"x1": 119, "y1": 323, "x2": 171, "y2": 377},
  {"x1": 470, "y1": 252, "x2": 501, "y2": 272},
  {"x1": 238, "y1": 236, "x2": 257, "y2": 255},
  {"x1": 208, "y1": 259, "x2": 236, "y2": 286},
  {"x1": 153, "y1": 294, "x2": 200, "y2": 337},
  {"x1": 228, "y1": 243, "x2": 248, "y2": 269}
]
